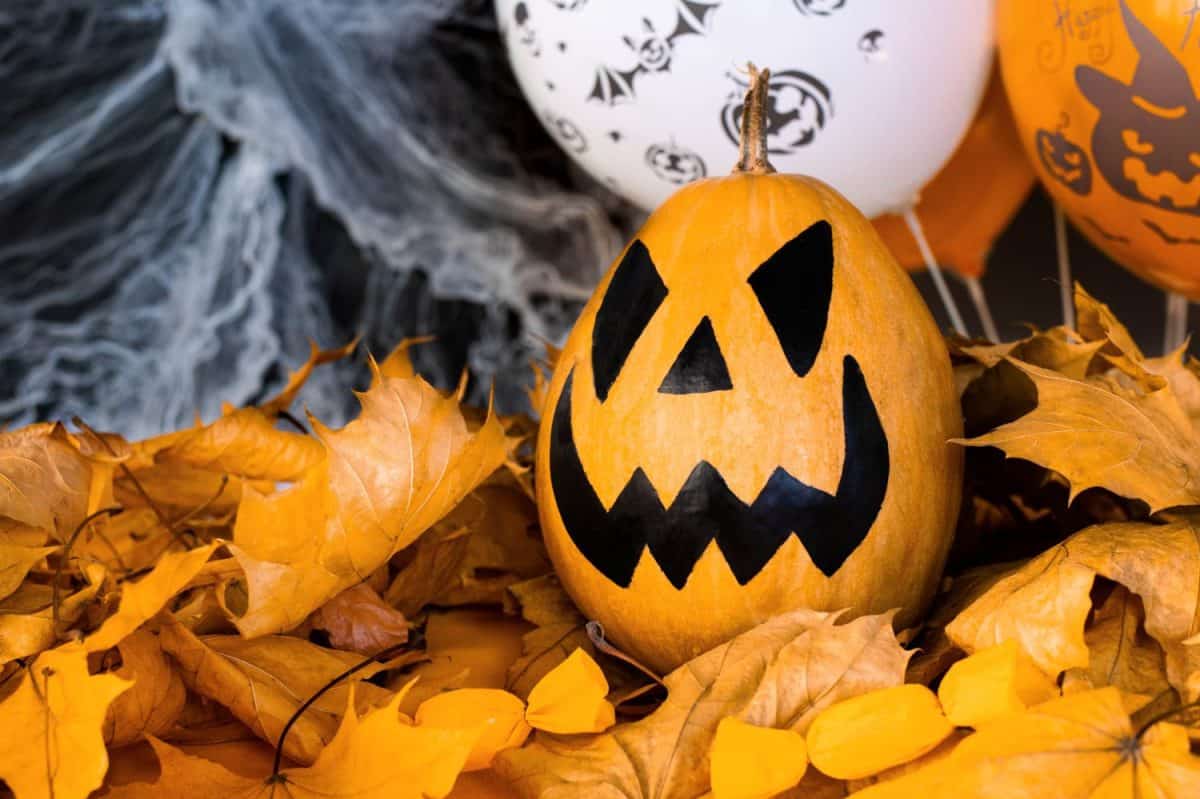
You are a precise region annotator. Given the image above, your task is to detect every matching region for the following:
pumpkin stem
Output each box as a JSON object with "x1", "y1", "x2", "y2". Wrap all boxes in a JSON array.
[{"x1": 733, "y1": 63, "x2": 776, "y2": 175}]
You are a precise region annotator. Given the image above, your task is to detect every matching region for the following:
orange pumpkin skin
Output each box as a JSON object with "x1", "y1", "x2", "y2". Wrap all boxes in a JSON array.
[{"x1": 535, "y1": 171, "x2": 963, "y2": 673}]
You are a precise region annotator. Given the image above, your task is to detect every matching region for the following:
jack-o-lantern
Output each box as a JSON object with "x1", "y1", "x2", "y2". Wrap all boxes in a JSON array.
[
  {"x1": 535, "y1": 67, "x2": 963, "y2": 672},
  {"x1": 999, "y1": 0, "x2": 1200, "y2": 297}
]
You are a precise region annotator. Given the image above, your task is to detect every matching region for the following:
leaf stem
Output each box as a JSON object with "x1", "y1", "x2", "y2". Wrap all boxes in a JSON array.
[
  {"x1": 269, "y1": 642, "x2": 410, "y2": 780},
  {"x1": 52, "y1": 506, "x2": 121, "y2": 633}
]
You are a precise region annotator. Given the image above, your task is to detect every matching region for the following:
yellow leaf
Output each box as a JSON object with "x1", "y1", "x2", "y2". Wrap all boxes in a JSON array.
[
  {"x1": 309, "y1": 582, "x2": 409, "y2": 656},
  {"x1": 709, "y1": 717, "x2": 808, "y2": 799},
  {"x1": 945, "y1": 520, "x2": 1200, "y2": 696},
  {"x1": 504, "y1": 575, "x2": 594, "y2": 700},
  {"x1": 496, "y1": 609, "x2": 908, "y2": 799},
  {"x1": 0, "y1": 543, "x2": 56, "y2": 601},
  {"x1": 0, "y1": 423, "x2": 94, "y2": 538},
  {"x1": 848, "y1": 688, "x2": 1200, "y2": 798},
  {"x1": 155, "y1": 408, "x2": 324, "y2": 482},
  {"x1": 229, "y1": 371, "x2": 507, "y2": 637},
  {"x1": 1065, "y1": 585, "x2": 1170, "y2": 699},
  {"x1": 0, "y1": 643, "x2": 130, "y2": 799},
  {"x1": 959, "y1": 326, "x2": 1105, "y2": 380},
  {"x1": 399, "y1": 608, "x2": 530, "y2": 715},
  {"x1": 416, "y1": 688, "x2": 532, "y2": 770},
  {"x1": 259, "y1": 338, "x2": 359, "y2": 418},
  {"x1": 85, "y1": 543, "x2": 217, "y2": 653},
  {"x1": 371, "y1": 337, "x2": 434, "y2": 385},
  {"x1": 937, "y1": 641, "x2": 1058, "y2": 727},
  {"x1": 959, "y1": 359, "x2": 1200, "y2": 511},
  {"x1": 105, "y1": 687, "x2": 478, "y2": 799},
  {"x1": 157, "y1": 617, "x2": 399, "y2": 765},
  {"x1": 0, "y1": 563, "x2": 106, "y2": 664},
  {"x1": 1074, "y1": 283, "x2": 1144, "y2": 360},
  {"x1": 104, "y1": 628, "x2": 187, "y2": 748},
  {"x1": 524, "y1": 648, "x2": 614, "y2": 734},
  {"x1": 807, "y1": 684, "x2": 954, "y2": 780}
]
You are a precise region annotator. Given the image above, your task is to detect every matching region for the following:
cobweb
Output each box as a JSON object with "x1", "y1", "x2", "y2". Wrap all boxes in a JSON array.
[{"x1": 0, "y1": 0, "x2": 632, "y2": 437}]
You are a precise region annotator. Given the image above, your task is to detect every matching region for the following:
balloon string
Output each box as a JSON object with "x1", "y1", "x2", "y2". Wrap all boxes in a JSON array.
[
  {"x1": 1053, "y1": 204, "x2": 1075, "y2": 330},
  {"x1": 1164, "y1": 292, "x2": 1189, "y2": 355},
  {"x1": 964, "y1": 276, "x2": 999, "y2": 342},
  {"x1": 902, "y1": 208, "x2": 967, "y2": 337}
]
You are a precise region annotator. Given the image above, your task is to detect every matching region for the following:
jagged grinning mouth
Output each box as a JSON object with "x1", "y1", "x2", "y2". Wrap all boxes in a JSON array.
[
  {"x1": 547, "y1": 356, "x2": 890, "y2": 589},
  {"x1": 1124, "y1": 158, "x2": 1200, "y2": 209}
]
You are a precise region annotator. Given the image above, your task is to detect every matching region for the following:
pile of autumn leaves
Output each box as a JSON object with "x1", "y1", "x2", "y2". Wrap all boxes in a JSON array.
[{"x1": 1, "y1": 285, "x2": 1199, "y2": 799}]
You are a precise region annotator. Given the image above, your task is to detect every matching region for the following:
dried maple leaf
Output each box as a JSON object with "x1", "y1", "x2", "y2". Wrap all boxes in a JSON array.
[
  {"x1": 1063, "y1": 585, "x2": 1170, "y2": 701},
  {"x1": 0, "y1": 542, "x2": 57, "y2": 601},
  {"x1": 258, "y1": 338, "x2": 360, "y2": 418},
  {"x1": 158, "y1": 617, "x2": 401, "y2": 765},
  {"x1": 0, "y1": 423, "x2": 96, "y2": 539},
  {"x1": 958, "y1": 326, "x2": 1105, "y2": 380},
  {"x1": 848, "y1": 688, "x2": 1200, "y2": 798},
  {"x1": 228, "y1": 370, "x2": 506, "y2": 637},
  {"x1": 504, "y1": 576, "x2": 594, "y2": 700},
  {"x1": 0, "y1": 563, "x2": 106, "y2": 663},
  {"x1": 0, "y1": 643, "x2": 130, "y2": 799},
  {"x1": 959, "y1": 359, "x2": 1200, "y2": 511},
  {"x1": 154, "y1": 408, "x2": 324, "y2": 482},
  {"x1": 84, "y1": 543, "x2": 217, "y2": 653},
  {"x1": 104, "y1": 628, "x2": 187, "y2": 748},
  {"x1": 496, "y1": 609, "x2": 907, "y2": 799},
  {"x1": 309, "y1": 582, "x2": 409, "y2": 656},
  {"x1": 104, "y1": 687, "x2": 478, "y2": 799},
  {"x1": 946, "y1": 520, "x2": 1200, "y2": 697}
]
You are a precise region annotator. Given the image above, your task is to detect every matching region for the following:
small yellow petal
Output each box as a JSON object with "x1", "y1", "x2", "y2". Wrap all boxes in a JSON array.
[
  {"x1": 710, "y1": 717, "x2": 808, "y2": 799},
  {"x1": 807, "y1": 684, "x2": 954, "y2": 780},
  {"x1": 938, "y1": 641, "x2": 1058, "y2": 728},
  {"x1": 416, "y1": 688, "x2": 531, "y2": 771},
  {"x1": 524, "y1": 648, "x2": 614, "y2": 734}
]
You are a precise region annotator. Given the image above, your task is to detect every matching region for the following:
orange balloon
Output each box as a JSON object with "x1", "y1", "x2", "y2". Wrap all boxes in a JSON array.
[
  {"x1": 873, "y1": 69, "x2": 1036, "y2": 279},
  {"x1": 998, "y1": 0, "x2": 1200, "y2": 297}
]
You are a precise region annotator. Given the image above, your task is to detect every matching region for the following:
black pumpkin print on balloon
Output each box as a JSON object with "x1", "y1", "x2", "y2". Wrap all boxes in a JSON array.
[
  {"x1": 548, "y1": 221, "x2": 890, "y2": 590},
  {"x1": 588, "y1": 1, "x2": 722, "y2": 105},
  {"x1": 721, "y1": 70, "x2": 834, "y2": 155},
  {"x1": 1036, "y1": 125, "x2": 1094, "y2": 195},
  {"x1": 645, "y1": 141, "x2": 707, "y2": 185},
  {"x1": 1076, "y1": 0, "x2": 1200, "y2": 217},
  {"x1": 547, "y1": 0, "x2": 588, "y2": 9},
  {"x1": 543, "y1": 111, "x2": 587, "y2": 154},
  {"x1": 794, "y1": 0, "x2": 848, "y2": 16}
]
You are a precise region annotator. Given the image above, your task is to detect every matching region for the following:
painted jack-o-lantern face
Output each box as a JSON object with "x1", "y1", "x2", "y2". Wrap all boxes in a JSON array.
[
  {"x1": 549, "y1": 220, "x2": 889, "y2": 590},
  {"x1": 1036, "y1": 128, "x2": 1093, "y2": 195},
  {"x1": 536, "y1": 165, "x2": 962, "y2": 671}
]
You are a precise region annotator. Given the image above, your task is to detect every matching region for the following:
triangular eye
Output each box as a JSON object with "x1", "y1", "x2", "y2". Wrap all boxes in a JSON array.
[
  {"x1": 592, "y1": 239, "x2": 668, "y2": 402},
  {"x1": 658, "y1": 317, "x2": 732, "y2": 395},
  {"x1": 747, "y1": 220, "x2": 834, "y2": 378}
]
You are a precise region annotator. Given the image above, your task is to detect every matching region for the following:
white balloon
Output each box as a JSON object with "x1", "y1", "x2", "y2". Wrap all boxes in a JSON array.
[{"x1": 497, "y1": 0, "x2": 994, "y2": 216}]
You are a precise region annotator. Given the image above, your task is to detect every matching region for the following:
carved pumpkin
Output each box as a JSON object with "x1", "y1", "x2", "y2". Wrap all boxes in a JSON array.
[{"x1": 535, "y1": 67, "x2": 963, "y2": 672}]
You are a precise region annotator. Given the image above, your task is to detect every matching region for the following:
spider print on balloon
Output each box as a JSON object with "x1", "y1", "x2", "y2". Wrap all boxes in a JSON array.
[
  {"x1": 587, "y1": 1, "x2": 722, "y2": 105},
  {"x1": 645, "y1": 142, "x2": 707, "y2": 185},
  {"x1": 720, "y1": 70, "x2": 834, "y2": 155},
  {"x1": 1076, "y1": 0, "x2": 1200, "y2": 218},
  {"x1": 511, "y1": 2, "x2": 541, "y2": 57}
]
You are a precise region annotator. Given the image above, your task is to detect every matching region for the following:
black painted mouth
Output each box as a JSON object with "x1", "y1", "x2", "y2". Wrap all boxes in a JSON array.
[{"x1": 548, "y1": 355, "x2": 890, "y2": 589}]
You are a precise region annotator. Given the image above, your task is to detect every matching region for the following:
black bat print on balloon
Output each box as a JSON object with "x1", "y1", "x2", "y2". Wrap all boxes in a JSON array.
[
  {"x1": 721, "y1": 70, "x2": 834, "y2": 155},
  {"x1": 588, "y1": 1, "x2": 722, "y2": 105},
  {"x1": 1076, "y1": 0, "x2": 1200, "y2": 216}
]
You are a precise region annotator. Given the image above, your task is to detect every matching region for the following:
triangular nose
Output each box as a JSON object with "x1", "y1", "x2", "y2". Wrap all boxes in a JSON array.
[{"x1": 658, "y1": 317, "x2": 733, "y2": 395}]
